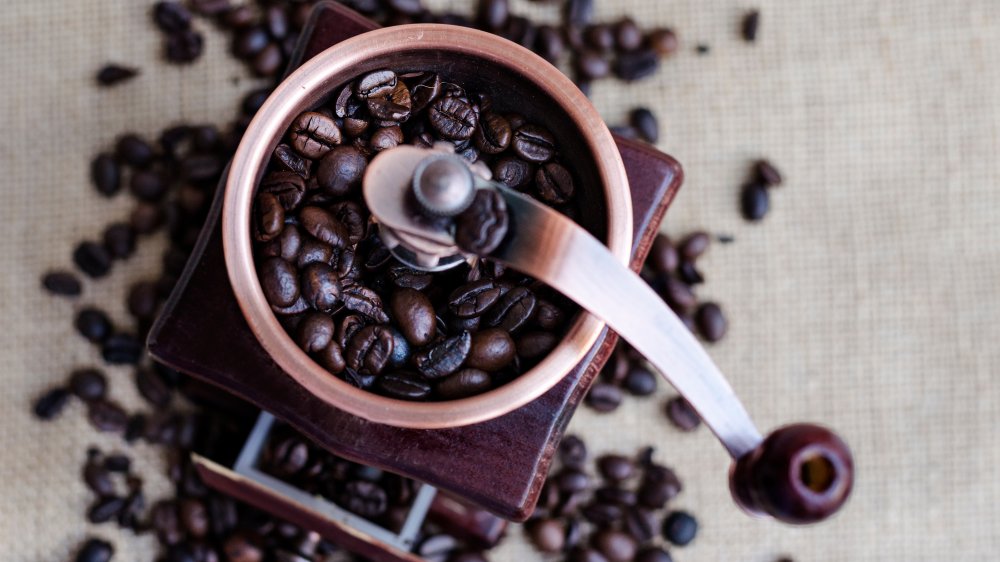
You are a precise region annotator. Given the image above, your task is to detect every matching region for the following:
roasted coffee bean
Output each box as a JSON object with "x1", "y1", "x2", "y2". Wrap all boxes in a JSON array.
[
  {"x1": 370, "y1": 125, "x2": 405, "y2": 152},
  {"x1": 130, "y1": 202, "x2": 164, "y2": 234},
  {"x1": 260, "y1": 257, "x2": 300, "y2": 308},
  {"x1": 91, "y1": 153, "x2": 121, "y2": 196},
  {"x1": 390, "y1": 288, "x2": 435, "y2": 346},
  {"x1": 582, "y1": 501, "x2": 622, "y2": 526},
  {"x1": 473, "y1": 113, "x2": 512, "y2": 154},
  {"x1": 300, "y1": 263, "x2": 341, "y2": 310},
  {"x1": 339, "y1": 479, "x2": 390, "y2": 518},
  {"x1": 233, "y1": 26, "x2": 269, "y2": 59},
  {"x1": 315, "y1": 340, "x2": 346, "y2": 374},
  {"x1": 42, "y1": 270, "x2": 82, "y2": 296},
  {"x1": 567, "y1": 547, "x2": 610, "y2": 562},
  {"x1": 75, "y1": 308, "x2": 112, "y2": 343},
  {"x1": 595, "y1": 485, "x2": 637, "y2": 507},
  {"x1": 289, "y1": 112, "x2": 342, "y2": 159},
  {"x1": 516, "y1": 331, "x2": 558, "y2": 360},
  {"x1": 151, "y1": 500, "x2": 182, "y2": 545},
  {"x1": 614, "y1": 49, "x2": 659, "y2": 81},
  {"x1": 754, "y1": 158, "x2": 783, "y2": 186},
  {"x1": 741, "y1": 182, "x2": 770, "y2": 220},
  {"x1": 661, "y1": 276, "x2": 696, "y2": 312},
  {"x1": 188, "y1": 0, "x2": 230, "y2": 17},
  {"x1": 127, "y1": 281, "x2": 158, "y2": 320},
  {"x1": 272, "y1": 144, "x2": 311, "y2": 178},
  {"x1": 115, "y1": 134, "x2": 155, "y2": 168},
  {"x1": 329, "y1": 201, "x2": 366, "y2": 245},
  {"x1": 375, "y1": 370, "x2": 432, "y2": 399},
  {"x1": 87, "y1": 400, "x2": 128, "y2": 432},
  {"x1": 260, "y1": 171, "x2": 306, "y2": 211},
  {"x1": 268, "y1": 437, "x2": 309, "y2": 476},
  {"x1": 665, "y1": 396, "x2": 701, "y2": 431},
  {"x1": 529, "y1": 518, "x2": 565, "y2": 553},
  {"x1": 533, "y1": 299, "x2": 565, "y2": 330},
  {"x1": 741, "y1": 10, "x2": 761, "y2": 42},
  {"x1": 70, "y1": 368, "x2": 107, "y2": 402},
  {"x1": 646, "y1": 28, "x2": 679, "y2": 57},
  {"x1": 102, "y1": 453, "x2": 130, "y2": 473},
  {"x1": 565, "y1": 0, "x2": 594, "y2": 26},
  {"x1": 677, "y1": 231, "x2": 709, "y2": 261},
  {"x1": 615, "y1": 18, "x2": 643, "y2": 51},
  {"x1": 341, "y1": 284, "x2": 390, "y2": 322},
  {"x1": 512, "y1": 125, "x2": 556, "y2": 163},
  {"x1": 535, "y1": 162, "x2": 575, "y2": 204},
  {"x1": 430, "y1": 95, "x2": 479, "y2": 140},
  {"x1": 492, "y1": 156, "x2": 533, "y2": 189},
  {"x1": 455, "y1": 188, "x2": 509, "y2": 255},
  {"x1": 165, "y1": 29, "x2": 205, "y2": 63},
  {"x1": 586, "y1": 382, "x2": 622, "y2": 412},
  {"x1": 449, "y1": 279, "x2": 502, "y2": 318},
  {"x1": 406, "y1": 72, "x2": 442, "y2": 114},
  {"x1": 696, "y1": 43, "x2": 710, "y2": 55},
  {"x1": 593, "y1": 529, "x2": 638, "y2": 562},
  {"x1": 74, "y1": 241, "x2": 112, "y2": 278},
  {"x1": 260, "y1": 224, "x2": 302, "y2": 262},
  {"x1": 466, "y1": 328, "x2": 515, "y2": 370},
  {"x1": 575, "y1": 50, "x2": 610, "y2": 80},
  {"x1": 534, "y1": 25, "x2": 565, "y2": 63},
  {"x1": 102, "y1": 223, "x2": 136, "y2": 260},
  {"x1": 153, "y1": 1, "x2": 191, "y2": 32},
  {"x1": 386, "y1": 326, "x2": 412, "y2": 367},
  {"x1": 102, "y1": 332, "x2": 143, "y2": 364},
  {"x1": 418, "y1": 331, "x2": 471, "y2": 379},
  {"x1": 634, "y1": 546, "x2": 673, "y2": 562},
  {"x1": 299, "y1": 206, "x2": 348, "y2": 248},
  {"x1": 436, "y1": 368, "x2": 491, "y2": 399},
  {"x1": 368, "y1": 82, "x2": 412, "y2": 122},
  {"x1": 346, "y1": 325, "x2": 394, "y2": 375},
  {"x1": 556, "y1": 467, "x2": 591, "y2": 493},
  {"x1": 623, "y1": 366, "x2": 657, "y2": 396},
  {"x1": 179, "y1": 498, "x2": 210, "y2": 538},
  {"x1": 388, "y1": 0, "x2": 423, "y2": 15},
  {"x1": 676, "y1": 260, "x2": 704, "y2": 285},
  {"x1": 630, "y1": 107, "x2": 659, "y2": 144},
  {"x1": 87, "y1": 495, "x2": 125, "y2": 523},
  {"x1": 253, "y1": 192, "x2": 284, "y2": 243},
  {"x1": 584, "y1": 25, "x2": 614, "y2": 52},
  {"x1": 477, "y1": 0, "x2": 509, "y2": 30},
  {"x1": 355, "y1": 70, "x2": 397, "y2": 99},
  {"x1": 598, "y1": 455, "x2": 636, "y2": 482},
  {"x1": 33, "y1": 387, "x2": 70, "y2": 420},
  {"x1": 662, "y1": 511, "x2": 697, "y2": 546},
  {"x1": 695, "y1": 302, "x2": 727, "y2": 342},
  {"x1": 559, "y1": 435, "x2": 588, "y2": 468},
  {"x1": 385, "y1": 265, "x2": 430, "y2": 291},
  {"x1": 83, "y1": 454, "x2": 116, "y2": 497},
  {"x1": 136, "y1": 367, "x2": 173, "y2": 408},
  {"x1": 297, "y1": 312, "x2": 334, "y2": 353},
  {"x1": 485, "y1": 286, "x2": 536, "y2": 332},
  {"x1": 129, "y1": 169, "x2": 167, "y2": 201},
  {"x1": 293, "y1": 237, "x2": 334, "y2": 268},
  {"x1": 75, "y1": 537, "x2": 114, "y2": 562}
]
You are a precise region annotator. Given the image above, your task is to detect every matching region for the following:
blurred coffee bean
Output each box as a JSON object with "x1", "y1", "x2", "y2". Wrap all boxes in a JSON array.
[
  {"x1": 741, "y1": 182, "x2": 769, "y2": 221},
  {"x1": 662, "y1": 510, "x2": 698, "y2": 546},
  {"x1": 559, "y1": 435, "x2": 588, "y2": 469},
  {"x1": 585, "y1": 382, "x2": 622, "y2": 412},
  {"x1": 664, "y1": 396, "x2": 701, "y2": 431},
  {"x1": 741, "y1": 10, "x2": 761, "y2": 43},
  {"x1": 75, "y1": 308, "x2": 112, "y2": 343},
  {"x1": 755, "y1": 158, "x2": 783, "y2": 186},
  {"x1": 646, "y1": 28, "x2": 679, "y2": 57},
  {"x1": 623, "y1": 366, "x2": 657, "y2": 396},
  {"x1": 70, "y1": 369, "x2": 107, "y2": 402},
  {"x1": 629, "y1": 107, "x2": 659, "y2": 144},
  {"x1": 87, "y1": 401, "x2": 128, "y2": 433},
  {"x1": 695, "y1": 302, "x2": 727, "y2": 342},
  {"x1": 592, "y1": 529, "x2": 637, "y2": 562},
  {"x1": 614, "y1": 49, "x2": 659, "y2": 81},
  {"x1": 33, "y1": 387, "x2": 70, "y2": 420},
  {"x1": 73, "y1": 241, "x2": 112, "y2": 278},
  {"x1": 115, "y1": 134, "x2": 155, "y2": 168},
  {"x1": 101, "y1": 333, "x2": 143, "y2": 364},
  {"x1": 75, "y1": 537, "x2": 114, "y2": 562},
  {"x1": 597, "y1": 455, "x2": 635, "y2": 482},
  {"x1": 635, "y1": 546, "x2": 673, "y2": 562},
  {"x1": 529, "y1": 518, "x2": 565, "y2": 553},
  {"x1": 42, "y1": 270, "x2": 82, "y2": 296},
  {"x1": 88, "y1": 495, "x2": 126, "y2": 523},
  {"x1": 91, "y1": 154, "x2": 120, "y2": 196}
]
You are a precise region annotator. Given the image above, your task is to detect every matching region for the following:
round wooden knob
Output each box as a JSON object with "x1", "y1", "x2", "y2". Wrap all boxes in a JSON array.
[{"x1": 729, "y1": 423, "x2": 853, "y2": 524}]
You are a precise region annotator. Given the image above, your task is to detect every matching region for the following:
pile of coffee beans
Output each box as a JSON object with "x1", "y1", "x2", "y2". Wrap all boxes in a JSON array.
[
  {"x1": 146, "y1": 0, "x2": 680, "y2": 92},
  {"x1": 251, "y1": 67, "x2": 582, "y2": 401},
  {"x1": 526, "y1": 435, "x2": 698, "y2": 561},
  {"x1": 740, "y1": 159, "x2": 784, "y2": 222}
]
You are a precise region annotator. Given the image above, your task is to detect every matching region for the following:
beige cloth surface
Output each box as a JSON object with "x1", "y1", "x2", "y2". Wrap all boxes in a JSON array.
[{"x1": 2, "y1": 0, "x2": 999, "y2": 560}]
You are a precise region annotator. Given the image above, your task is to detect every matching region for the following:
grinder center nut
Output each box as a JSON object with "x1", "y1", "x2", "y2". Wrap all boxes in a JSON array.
[{"x1": 411, "y1": 154, "x2": 476, "y2": 218}]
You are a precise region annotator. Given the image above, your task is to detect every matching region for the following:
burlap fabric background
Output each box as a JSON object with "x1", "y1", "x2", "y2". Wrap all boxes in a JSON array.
[{"x1": 2, "y1": 0, "x2": 999, "y2": 559}]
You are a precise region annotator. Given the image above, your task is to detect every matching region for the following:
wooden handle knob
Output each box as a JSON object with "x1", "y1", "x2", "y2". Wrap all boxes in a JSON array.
[{"x1": 729, "y1": 423, "x2": 853, "y2": 524}]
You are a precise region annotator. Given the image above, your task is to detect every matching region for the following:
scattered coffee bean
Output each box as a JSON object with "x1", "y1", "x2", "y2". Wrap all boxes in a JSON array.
[
  {"x1": 152, "y1": 2, "x2": 191, "y2": 33},
  {"x1": 592, "y1": 529, "x2": 637, "y2": 562},
  {"x1": 741, "y1": 10, "x2": 761, "y2": 43},
  {"x1": 755, "y1": 158, "x2": 783, "y2": 186},
  {"x1": 614, "y1": 49, "x2": 659, "y2": 81},
  {"x1": 695, "y1": 302, "x2": 727, "y2": 342},
  {"x1": 42, "y1": 270, "x2": 82, "y2": 296},
  {"x1": 646, "y1": 28, "x2": 679, "y2": 57},
  {"x1": 73, "y1": 241, "x2": 113, "y2": 278},
  {"x1": 75, "y1": 308, "x2": 112, "y2": 343},
  {"x1": 88, "y1": 495, "x2": 126, "y2": 523},
  {"x1": 103, "y1": 223, "x2": 136, "y2": 260},
  {"x1": 529, "y1": 518, "x2": 565, "y2": 553},
  {"x1": 629, "y1": 107, "x2": 659, "y2": 144},
  {"x1": 635, "y1": 546, "x2": 673, "y2": 562},
  {"x1": 664, "y1": 396, "x2": 701, "y2": 431},
  {"x1": 101, "y1": 333, "x2": 143, "y2": 365},
  {"x1": 75, "y1": 537, "x2": 114, "y2": 562},
  {"x1": 695, "y1": 43, "x2": 710, "y2": 55},
  {"x1": 91, "y1": 154, "x2": 121, "y2": 197},
  {"x1": 70, "y1": 369, "x2": 107, "y2": 402},
  {"x1": 741, "y1": 182, "x2": 770, "y2": 221},
  {"x1": 87, "y1": 400, "x2": 129, "y2": 433},
  {"x1": 585, "y1": 382, "x2": 623, "y2": 412},
  {"x1": 623, "y1": 366, "x2": 657, "y2": 396},
  {"x1": 165, "y1": 28, "x2": 205, "y2": 63},
  {"x1": 96, "y1": 64, "x2": 139, "y2": 86},
  {"x1": 33, "y1": 387, "x2": 70, "y2": 420},
  {"x1": 662, "y1": 510, "x2": 698, "y2": 546}
]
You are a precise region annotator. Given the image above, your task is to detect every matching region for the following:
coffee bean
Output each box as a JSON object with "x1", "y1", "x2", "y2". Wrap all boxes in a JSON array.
[
  {"x1": 516, "y1": 331, "x2": 558, "y2": 360},
  {"x1": 559, "y1": 435, "x2": 588, "y2": 469},
  {"x1": 634, "y1": 547, "x2": 673, "y2": 562},
  {"x1": 298, "y1": 206, "x2": 348, "y2": 248},
  {"x1": 74, "y1": 241, "x2": 112, "y2": 278},
  {"x1": 91, "y1": 153, "x2": 121, "y2": 196},
  {"x1": 418, "y1": 331, "x2": 471, "y2": 379},
  {"x1": 741, "y1": 10, "x2": 761, "y2": 42},
  {"x1": 252, "y1": 193, "x2": 284, "y2": 243},
  {"x1": 555, "y1": 467, "x2": 591, "y2": 493},
  {"x1": 629, "y1": 108, "x2": 659, "y2": 144},
  {"x1": 623, "y1": 366, "x2": 657, "y2": 396},
  {"x1": 638, "y1": 464, "x2": 682, "y2": 508},
  {"x1": 430, "y1": 95, "x2": 479, "y2": 140},
  {"x1": 178, "y1": 498, "x2": 210, "y2": 538},
  {"x1": 260, "y1": 257, "x2": 300, "y2": 308},
  {"x1": 740, "y1": 182, "x2": 769, "y2": 220},
  {"x1": 614, "y1": 49, "x2": 659, "y2": 81},
  {"x1": 346, "y1": 325, "x2": 394, "y2": 375},
  {"x1": 368, "y1": 81, "x2": 412, "y2": 122},
  {"x1": 466, "y1": 328, "x2": 515, "y2": 370},
  {"x1": 42, "y1": 270, "x2": 82, "y2": 296},
  {"x1": 315, "y1": 340, "x2": 346, "y2": 374},
  {"x1": 341, "y1": 283, "x2": 390, "y2": 323},
  {"x1": 492, "y1": 156, "x2": 533, "y2": 189},
  {"x1": 529, "y1": 518, "x2": 565, "y2": 553},
  {"x1": 477, "y1": 0, "x2": 509, "y2": 30},
  {"x1": 389, "y1": 288, "x2": 436, "y2": 346},
  {"x1": 646, "y1": 28, "x2": 679, "y2": 57},
  {"x1": 151, "y1": 500, "x2": 182, "y2": 545},
  {"x1": 100, "y1": 223, "x2": 136, "y2": 261},
  {"x1": 584, "y1": 25, "x2": 614, "y2": 53},
  {"x1": 585, "y1": 382, "x2": 622, "y2": 412},
  {"x1": 153, "y1": 2, "x2": 191, "y2": 33},
  {"x1": 70, "y1": 368, "x2": 107, "y2": 402},
  {"x1": 568, "y1": 547, "x2": 610, "y2": 562},
  {"x1": 695, "y1": 302, "x2": 727, "y2": 342},
  {"x1": 131, "y1": 169, "x2": 169, "y2": 201},
  {"x1": 289, "y1": 112, "x2": 342, "y2": 159},
  {"x1": 388, "y1": 0, "x2": 423, "y2": 15},
  {"x1": 455, "y1": 188, "x2": 509, "y2": 255},
  {"x1": 436, "y1": 368, "x2": 491, "y2": 399},
  {"x1": 297, "y1": 312, "x2": 334, "y2": 353},
  {"x1": 165, "y1": 29, "x2": 205, "y2": 63},
  {"x1": 75, "y1": 538, "x2": 114, "y2": 562},
  {"x1": 87, "y1": 495, "x2": 125, "y2": 523},
  {"x1": 754, "y1": 159, "x2": 783, "y2": 186},
  {"x1": 485, "y1": 286, "x2": 536, "y2": 332},
  {"x1": 403, "y1": 72, "x2": 442, "y2": 115},
  {"x1": 103, "y1": 453, "x2": 130, "y2": 472},
  {"x1": 660, "y1": 276, "x2": 696, "y2": 312},
  {"x1": 676, "y1": 260, "x2": 703, "y2": 285},
  {"x1": 662, "y1": 511, "x2": 697, "y2": 546},
  {"x1": 614, "y1": 19, "x2": 643, "y2": 51},
  {"x1": 233, "y1": 26, "x2": 269, "y2": 59},
  {"x1": 375, "y1": 370, "x2": 432, "y2": 400},
  {"x1": 268, "y1": 437, "x2": 309, "y2": 477},
  {"x1": 535, "y1": 162, "x2": 575, "y2": 204},
  {"x1": 592, "y1": 529, "x2": 637, "y2": 562},
  {"x1": 136, "y1": 367, "x2": 173, "y2": 408},
  {"x1": 369, "y1": 125, "x2": 403, "y2": 152},
  {"x1": 695, "y1": 44, "x2": 710, "y2": 55},
  {"x1": 564, "y1": 0, "x2": 594, "y2": 26},
  {"x1": 87, "y1": 400, "x2": 128, "y2": 432},
  {"x1": 300, "y1": 263, "x2": 342, "y2": 311},
  {"x1": 473, "y1": 113, "x2": 512, "y2": 154},
  {"x1": 447, "y1": 279, "x2": 500, "y2": 319},
  {"x1": 260, "y1": 172, "x2": 306, "y2": 212},
  {"x1": 355, "y1": 70, "x2": 397, "y2": 99},
  {"x1": 535, "y1": 25, "x2": 564, "y2": 63},
  {"x1": 595, "y1": 486, "x2": 636, "y2": 506},
  {"x1": 76, "y1": 308, "x2": 112, "y2": 343},
  {"x1": 116, "y1": 134, "x2": 155, "y2": 168},
  {"x1": 676, "y1": 232, "x2": 709, "y2": 261},
  {"x1": 664, "y1": 396, "x2": 701, "y2": 431},
  {"x1": 512, "y1": 125, "x2": 556, "y2": 163},
  {"x1": 582, "y1": 501, "x2": 622, "y2": 526},
  {"x1": 33, "y1": 387, "x2": 70, "y2": 420},
  {"x1": 597, "y1": 455, "x2": 635, "y2": 482}
]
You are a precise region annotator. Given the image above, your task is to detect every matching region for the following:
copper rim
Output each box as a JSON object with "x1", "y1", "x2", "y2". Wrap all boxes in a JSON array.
[{"x1": 222, "y1": 25, "x2": 633, "y2": 429}]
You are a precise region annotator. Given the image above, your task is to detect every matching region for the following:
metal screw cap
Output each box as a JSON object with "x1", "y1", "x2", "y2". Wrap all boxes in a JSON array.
[{"x1": 411, "y1": 154, "x2": 476, "y2": 218}]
